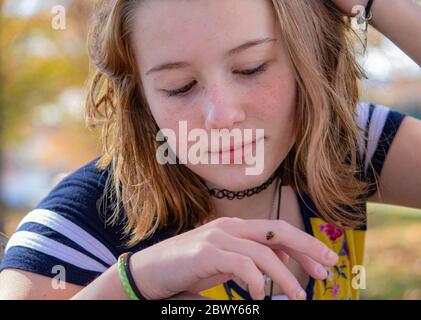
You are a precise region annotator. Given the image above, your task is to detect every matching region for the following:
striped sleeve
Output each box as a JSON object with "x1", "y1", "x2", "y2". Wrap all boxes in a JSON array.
[
  {"x1": 0, "y1": 158, "x2": 119, "y2": 286},
  {"x1": 355, "y1": 102, "x2": 408, "y2": 198}
]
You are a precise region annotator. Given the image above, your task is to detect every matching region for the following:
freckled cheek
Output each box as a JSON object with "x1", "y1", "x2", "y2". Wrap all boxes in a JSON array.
[
  {"x1": 142, "y1": 89, "x2": 192, "y2": 132},
  {"x1": 155, "y1": 110, "x2": 202, "y2": 132},
  {"x1": 247, "y1": 76, "x2": 297, "y2": 124},
  {"x1": 148, "y1": 103, "x2": 203, "y2": 147},
  {"x1": 146, "y1": 96, "x2": 177, "y2": 128}
]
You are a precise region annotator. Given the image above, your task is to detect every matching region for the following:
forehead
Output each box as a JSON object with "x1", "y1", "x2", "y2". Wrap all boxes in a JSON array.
[{"x1": 132, "y1": 0, "x2": 277, "y2": 65}]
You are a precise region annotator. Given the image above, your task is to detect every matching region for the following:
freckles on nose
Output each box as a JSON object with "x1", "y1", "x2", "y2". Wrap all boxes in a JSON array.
[
  {"x1": 203, "y1": 94, "x2": 246, "y2": 130},
  {"x1": 205, "y1": 106, "x2": 223, "y2": 127},
  {"x1": 204, "y1": 104, "x2": 245, "y2": 130}
]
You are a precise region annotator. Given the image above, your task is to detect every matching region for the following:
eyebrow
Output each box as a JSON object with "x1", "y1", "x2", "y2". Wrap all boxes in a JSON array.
[{"x1": 146, "y1": 37, "x2": 277, "y2": 76}]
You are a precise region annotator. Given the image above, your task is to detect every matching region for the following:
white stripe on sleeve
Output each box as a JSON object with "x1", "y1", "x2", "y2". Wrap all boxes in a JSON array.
[
  {"x1": 5, "y1": 231, "x2": 108, "y2": 272},
  {"x1": 16, "y1": 209, "x2": 117, "y2": 266}
]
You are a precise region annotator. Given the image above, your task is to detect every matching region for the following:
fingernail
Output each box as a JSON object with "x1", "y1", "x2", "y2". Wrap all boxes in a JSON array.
[
  {"x1": 324, "y1": 249, "x2": 337, "y2": 261},
  {"x1": 295, "y1": 289, "x2": 307, "y2": 300},
  {"x1": 317, "y1": 265, "x2": 327, "y2": 278}
]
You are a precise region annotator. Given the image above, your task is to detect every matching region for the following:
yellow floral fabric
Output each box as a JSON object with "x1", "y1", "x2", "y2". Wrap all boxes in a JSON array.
[{"x1": 199, "y1": 216, "x2": 366, "y2": 300}]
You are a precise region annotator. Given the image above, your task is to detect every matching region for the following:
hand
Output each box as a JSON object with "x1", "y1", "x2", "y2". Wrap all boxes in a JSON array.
[
  {"x1": 330, "y1": 0, "x2": 369, "y2": 16},
  {"x1": 329, "y1": 0, "x2": 421, "y2": 66},
  {"x1": 130, "y1": 217, "x2": 339, "y2": 300}
]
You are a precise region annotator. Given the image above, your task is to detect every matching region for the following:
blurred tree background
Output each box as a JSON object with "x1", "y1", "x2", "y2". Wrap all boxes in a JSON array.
[
  {"x1": 0, "y1": 0, "x2": 99, "y2": 233},
  {"x1": 0, "y1": 0, "x2": 420, "y2": 299}
]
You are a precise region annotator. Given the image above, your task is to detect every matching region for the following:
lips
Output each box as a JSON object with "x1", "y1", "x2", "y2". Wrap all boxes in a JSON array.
[
  {"x1": 207, "y1": 138, "x2": 260, "y2": 154},
  {"x1": 217, "y1": 139, "x2": 256, "y2": 154},
  {"x1": 203, "y1": 135, "x2": 264, "y2": 165}
]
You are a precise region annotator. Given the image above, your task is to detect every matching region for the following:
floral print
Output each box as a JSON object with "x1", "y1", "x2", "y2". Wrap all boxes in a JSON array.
[
  {"x1": 319, "y1": 223, "x2": 344, "y2": 241},
  {"x1": 311, "y1": 219, "x2": 363, "y2": 300},
  {"x1": 201, "y1": 218, "x2": 365, "y2": 300},
  {"x1": 332, "y1": 281, "x2": 340, "y2": 298}
]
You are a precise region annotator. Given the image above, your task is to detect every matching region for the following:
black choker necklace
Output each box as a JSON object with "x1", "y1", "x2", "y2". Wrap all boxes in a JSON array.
[{"x1": 207, "y1": 164, "x2": 284, "y2": 200}]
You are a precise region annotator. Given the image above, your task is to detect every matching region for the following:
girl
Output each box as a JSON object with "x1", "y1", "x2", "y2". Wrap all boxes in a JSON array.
[{"x1": 1, "y1": 0, "x2": 420, "y2": 300}]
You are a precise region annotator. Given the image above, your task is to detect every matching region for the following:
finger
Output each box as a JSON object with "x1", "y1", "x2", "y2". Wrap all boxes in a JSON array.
[
  {"x1": 216, "y1": 234, "x2": 307, "y2": 300},
  {"x1": 221, "y1": 218, "x2": 339, "y2": 266},
  {"x1": 272, "y1": 247, "x2": 290, "y2": 265},
  {"x1": 210, "y1": 249, "x2": 266, "y2": 300},
  {"x1": 280, "y1": 246, "x2": 329, "y2": 280}
]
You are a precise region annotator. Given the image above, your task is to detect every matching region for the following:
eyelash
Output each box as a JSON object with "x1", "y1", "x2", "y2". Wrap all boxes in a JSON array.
[{"x1": 164, "y1": 62, "x2": 268, "y2": 98}]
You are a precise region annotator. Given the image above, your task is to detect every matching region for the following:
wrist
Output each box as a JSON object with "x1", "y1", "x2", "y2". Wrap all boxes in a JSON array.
[
  {"x1": 118, "y1": 252, "x2": 153, "y2": 300},
  {"x1": 130, "y1": 251, "x2": 162, "y2": 300}
]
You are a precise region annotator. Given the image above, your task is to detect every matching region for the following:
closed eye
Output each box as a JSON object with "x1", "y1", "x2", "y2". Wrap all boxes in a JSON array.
[
  {"x1": 164, "y1": 80, "x2": 197, "y2": 97},
  {"x1": 234, "y1": 62, "x2": 268, "y2": 76},
  {"x1": 163, "y1": 62, "x2": 268, "y2": 98}
]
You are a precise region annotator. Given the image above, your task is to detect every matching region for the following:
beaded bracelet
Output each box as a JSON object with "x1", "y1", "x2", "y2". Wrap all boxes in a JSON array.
[{"x1": 118, "y1": 252, "x2": 148, "y2": 300}]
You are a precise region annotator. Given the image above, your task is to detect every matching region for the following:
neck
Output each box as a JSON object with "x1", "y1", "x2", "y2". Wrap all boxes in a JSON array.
[{"x1": 210, "y1": 178, "x2": 280, "y2": 220}]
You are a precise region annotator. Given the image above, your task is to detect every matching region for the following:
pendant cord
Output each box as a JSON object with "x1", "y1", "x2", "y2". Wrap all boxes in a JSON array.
[
  {"x1": 268, "y1": 177, "x2": 282, "y2": 300},
  {"x1": 222, "y1": 166, "x2": 284, "y2": 300}
]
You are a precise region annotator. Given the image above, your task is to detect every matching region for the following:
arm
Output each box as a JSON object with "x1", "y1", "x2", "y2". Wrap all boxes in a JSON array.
[
  {"x1": 0, "y1": 218, "x2": 340, "y2": 300},
  {"x1": 0, "y1": 266, "x2": 203, "y2": 300},
  {"x1": 331, "y1": 1, "x2": 421, "y2": 208},
  {"x1": 370, "y1": 0, "x2": 421, "y2": 66},
  {"x1": 0, "y1": 269, "x2": 84, "y2": 300},
  {"x1": 0, "y1": 261, "x2": 189, "y2": 300},
  {"x1": 368, "y1": 116, "x2": 421, "y2": 209},
  {"x1": 334, "y1": 0, "x2": 421, "y2": 66}
]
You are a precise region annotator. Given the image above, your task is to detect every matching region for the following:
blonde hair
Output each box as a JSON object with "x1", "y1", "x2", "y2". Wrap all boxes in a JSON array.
[{"x1": 86, "y1": 0, "x2": 373, "y2": 246}]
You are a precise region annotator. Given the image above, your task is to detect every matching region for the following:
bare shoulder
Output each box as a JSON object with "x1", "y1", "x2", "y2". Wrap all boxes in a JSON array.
[{"x1": 368, "y1": 116, "x2": 421, "y2": 209}]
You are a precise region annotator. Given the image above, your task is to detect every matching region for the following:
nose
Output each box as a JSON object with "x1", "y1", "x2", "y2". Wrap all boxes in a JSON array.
[{"x1": 203, "y1": 83, "x2": 246, "y2": 130}]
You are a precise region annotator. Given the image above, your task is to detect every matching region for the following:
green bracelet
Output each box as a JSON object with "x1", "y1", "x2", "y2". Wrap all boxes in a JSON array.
[{"x1": 118, "y1": 253, "x2": 140, "y2": 300}]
